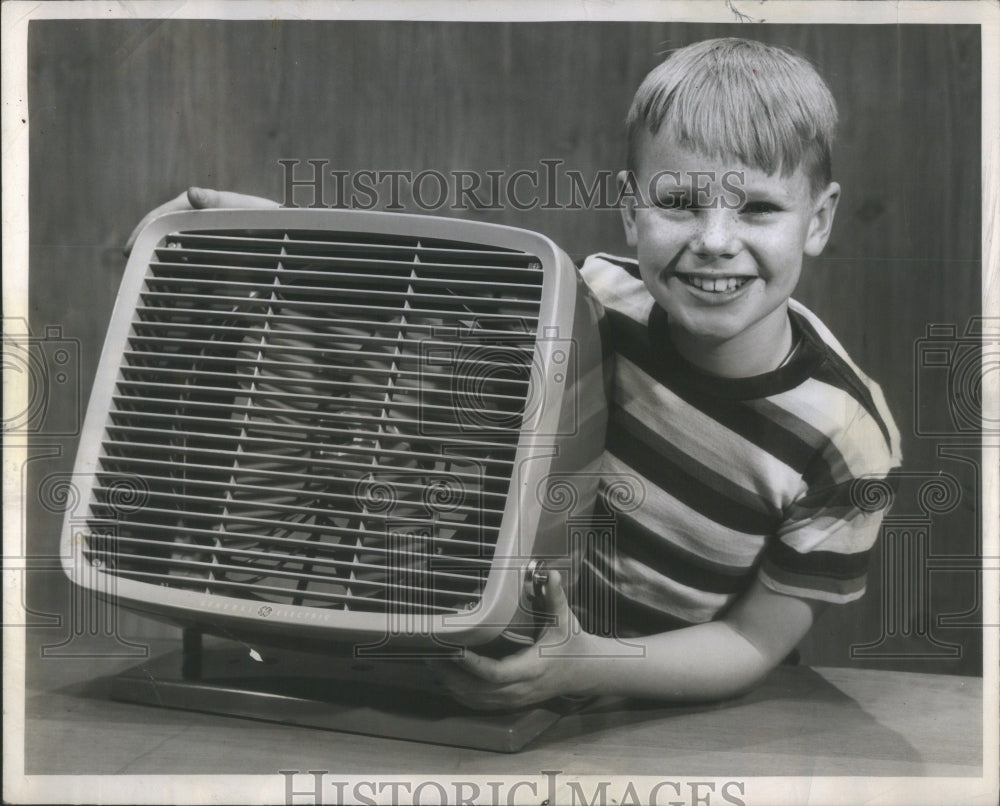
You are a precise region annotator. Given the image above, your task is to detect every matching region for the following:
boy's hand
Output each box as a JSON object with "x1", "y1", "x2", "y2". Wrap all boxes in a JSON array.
[
  {"x1": 123, "y1": 187, "x2": 279, "y2": 256},
  {"x1": 429, "y1": 570, "x2": 598, "y2": 711}
]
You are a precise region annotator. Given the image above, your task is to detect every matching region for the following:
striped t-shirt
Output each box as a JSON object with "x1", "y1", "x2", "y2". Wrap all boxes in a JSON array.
[{"x1": 571, "y1": 253, "x2": 902, "y2": 637}]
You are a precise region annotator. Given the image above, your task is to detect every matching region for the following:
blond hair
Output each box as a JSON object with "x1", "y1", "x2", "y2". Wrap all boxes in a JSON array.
[{"x1": 626, "y1": 38, "x2": 838, "y2": 195}]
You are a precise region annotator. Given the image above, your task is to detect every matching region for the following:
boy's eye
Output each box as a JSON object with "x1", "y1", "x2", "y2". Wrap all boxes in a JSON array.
[
  {"x1": 740, "y1": 201, "x2": 782, "y2": 215},
  {"x1": 653, "y1": 192, "x2": 692, "y2": 211}
]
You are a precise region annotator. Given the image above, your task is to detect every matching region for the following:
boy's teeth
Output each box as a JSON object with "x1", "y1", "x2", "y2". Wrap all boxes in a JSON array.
[{"x1": 684, "y1": 275, "x2": 750, "y2": 293}]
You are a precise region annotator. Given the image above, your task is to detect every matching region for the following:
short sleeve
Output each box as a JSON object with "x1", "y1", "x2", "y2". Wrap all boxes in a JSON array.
[
  {"x1": 758, "y1": 472, "x2": 897, "y2": 603},
  {"x1": 756, "y1": 323, "x2": 902, "y2": 605}
]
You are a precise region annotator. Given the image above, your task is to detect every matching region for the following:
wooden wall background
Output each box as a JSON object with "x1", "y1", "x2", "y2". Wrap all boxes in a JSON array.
[{"x1": 25, "y1": 20, "x2": 983, "y2": 675}]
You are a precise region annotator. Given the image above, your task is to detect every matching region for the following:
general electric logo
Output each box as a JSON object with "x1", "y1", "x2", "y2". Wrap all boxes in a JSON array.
[{"x1": 257, "y1": 606, "x2": 273, "y2": 617}]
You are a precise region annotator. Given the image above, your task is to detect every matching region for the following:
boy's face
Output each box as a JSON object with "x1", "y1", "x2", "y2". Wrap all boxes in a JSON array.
[{"x1": 620, "y1": 134, "x2": 839, "y2": 360}]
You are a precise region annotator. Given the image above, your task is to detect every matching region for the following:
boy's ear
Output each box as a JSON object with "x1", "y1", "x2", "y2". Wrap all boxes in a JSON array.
[
  {"x1": 617, "y1": 170, "x2": 639, "y2": 248},
  {"x1": 804, "y1": 182, "x2": 840, "y2": 257}
]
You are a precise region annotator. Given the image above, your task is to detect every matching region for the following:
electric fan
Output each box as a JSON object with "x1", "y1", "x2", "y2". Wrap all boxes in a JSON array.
[{"x1": 60, "y1": 209, "x2": 607, "y2": 750}]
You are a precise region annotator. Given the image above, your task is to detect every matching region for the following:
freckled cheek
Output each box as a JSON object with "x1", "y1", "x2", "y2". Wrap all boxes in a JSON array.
[
  {"x1": 637, "y1": 232, "x2": 687, "y2": 271},
  {"x1": 749, "y1": 239, "x2": 803, "y2": 284},
  {"x1": 638, "y1": 213, "x2": 689, "y2": 244},
  {"x1": 755, "y1": 228, "x2": 808, "y2": 275}
]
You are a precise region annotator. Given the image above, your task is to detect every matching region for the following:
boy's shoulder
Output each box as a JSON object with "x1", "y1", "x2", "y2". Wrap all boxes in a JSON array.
[
  {"x1": 578, "y1": 252, "x2": 654, "y2": 325},
  {"x1": 784, "y1": 299, "x2": 902, "y2": 474}
]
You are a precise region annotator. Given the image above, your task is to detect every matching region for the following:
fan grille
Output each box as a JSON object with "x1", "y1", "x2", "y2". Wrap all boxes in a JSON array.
[{"x1": 85, "y1": 228, "x2": 544, "y2": 615}]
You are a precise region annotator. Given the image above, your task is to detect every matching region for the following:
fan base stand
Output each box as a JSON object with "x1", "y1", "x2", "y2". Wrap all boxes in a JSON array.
[{"x1": 109, "y1": 629, "x2": 579, "y2": 753}]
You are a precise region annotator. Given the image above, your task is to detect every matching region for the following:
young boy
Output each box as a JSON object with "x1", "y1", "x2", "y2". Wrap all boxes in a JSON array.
[
  {"x1": 126, "y1": 37, "x2": 901, "y2": 710},
  {"x1": 434, "y1": 37, "x2": 902, "y2": 709}
]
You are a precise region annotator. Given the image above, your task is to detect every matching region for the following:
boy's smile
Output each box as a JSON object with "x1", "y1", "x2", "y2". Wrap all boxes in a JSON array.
[{"x1": 620, "y1": 137, "x2": 839, "y2": 377}]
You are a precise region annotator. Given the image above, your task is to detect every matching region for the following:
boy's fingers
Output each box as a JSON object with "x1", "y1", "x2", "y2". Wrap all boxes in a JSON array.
[
  {"x1": 536, "y1": 569, "x2": 586, "y2": 649},
  {"x1": 424, "y1": 657, "x2": 470, "y2": 687},
  {"x1": 426, "y1": 659, "x2": 532, "y2": 710},
  {"x1": 187, "y1": 187, "x2": 280, "y2": 209},
  {"x1": 538, "y1": 569, "x2": 573, "y2": 630},
  {"x1": 436, "y1": 645, "x2": 541, "y2": 686},
  {"x1": 541, "y1": 569, "x2": 567, "y2": 614},
  {"x1": 450, "y1": 649, "x2": 512, "y2": 684},
  {"x1": 124, "y1": 188, "x2": 281, "y2": 257},
  {"x1": 427, "y1": 657, "x2": 503, "y2": 696}
]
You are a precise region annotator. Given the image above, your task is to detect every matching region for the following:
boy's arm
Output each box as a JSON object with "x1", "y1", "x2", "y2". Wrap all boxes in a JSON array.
[{"x1": 431, "y1": 571, "x2": 824, "y2": 709}]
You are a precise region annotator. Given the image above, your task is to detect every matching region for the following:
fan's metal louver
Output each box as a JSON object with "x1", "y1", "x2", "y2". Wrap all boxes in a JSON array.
[{"x1": 62, "y1": 209, "x2": 607, "y2": 652}]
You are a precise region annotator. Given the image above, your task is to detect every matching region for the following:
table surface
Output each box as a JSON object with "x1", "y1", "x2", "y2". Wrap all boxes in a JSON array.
[{"x1": 23, "y1": 631, "x2": 984, "y2": 777}]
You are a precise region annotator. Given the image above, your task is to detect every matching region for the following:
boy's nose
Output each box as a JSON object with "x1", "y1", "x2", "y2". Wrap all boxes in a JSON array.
[{"x1": 690, "y1": 209, "x2": 739, "y2": 259}]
